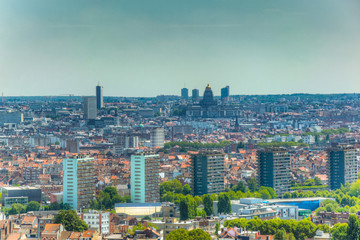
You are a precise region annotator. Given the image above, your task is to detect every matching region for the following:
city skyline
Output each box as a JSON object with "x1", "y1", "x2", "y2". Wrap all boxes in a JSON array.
[{"x1": 1, "y1": 0, "x2": 360, "y2": 97}]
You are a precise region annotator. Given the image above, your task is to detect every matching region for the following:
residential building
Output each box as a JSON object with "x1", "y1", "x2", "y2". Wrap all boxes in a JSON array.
[
  {"x1": 4, "y1": 197, "x2": 28, "y2": 208},
  {"x1": 153, "y1": 218, "x2": 199, "y2": 240},
  {"x1": 114, "y1": 203, "x2": 162, "y2": 217},
  {"x1": 0, "y1": 220, "x2": 13, "y2": 240},
  {"x1": 63, "y1": 156, "x2": 95, "y2": 210},
  {"x1": 0, "y1": 110, "x2": 23, "y2": 126},
  {"x1": 66, "y1": 140, "x2": 80, "y2": 154},
  {"x1": 82, "y1": 210, "x2": 111, "y2": 235},
  {"x1": 130, "y1": 153, "x2": 160, "y2": 203},
  {"x1": 150, "y1": 127, "x2": 164, "y2": 148},
  {"x1": 41, "y1": 224, "x2": 64, "y2": 240},
  {"x1": 191, "y1": 150, "x2": 225, "y2": 196},
  {"x1": 1, "y1": 186, "x2": 42, "y2": 206},
  {"x1": 257, "y1": 148, "x2": 291, "y2": 196},
  {"x1": 83, "y1": 97, "x2": 97, "y2": 120},
  {"x1": 23, "y1": 167, "x2": 43, "y2": 181},
  {"x1": 327, "y1": 144, "x2": 358, "y2": 190}
]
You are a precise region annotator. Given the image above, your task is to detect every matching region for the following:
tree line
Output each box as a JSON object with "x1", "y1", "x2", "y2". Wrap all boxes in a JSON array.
[
  {"x1": 224, "y1": 217, "x2": 328, "y2": 240},
  {"x1": 284, "y1": 180, "x2": 360, "y2": 214},
  {"x1": 161, "y1": 179, "x2": 277, "y2": 220},
  {"x1": 89, "y1": 186, "x2": 131, "y2": 210}
]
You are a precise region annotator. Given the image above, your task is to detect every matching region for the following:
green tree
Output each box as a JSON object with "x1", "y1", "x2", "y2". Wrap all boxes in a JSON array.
[
  {"x1": 182, "y1": 184, "x2": 191, "y2": 195},
  {"x1": 295, "y1": 218, "x2": 318, "y2": 240},
  {"x1": 314, "y1": 177, "x2": 322, "y2": 186},
  {"x1": 346, "y1": 214, "x2": 360, "y2": 240},
  {"x1": 287, "y1": 233, "x2": 296, "y2": 240},
  {"x1": 61, "y1": 203, "x2": 72, "y2": 210},
  {"x1": 317, "y1": 224, "x2": 330, "y2": 233},
  {"x1": 54, "y1": 210, "x2": 88, "y2": 232},
  {"x1": 142, "y1": 216, "x2": 151, "y2": 221},
  {"x1": 48, "y1": 201, "x2": 61, "y2": 210},
  {"x1": 161, "y1": 179, "x2": 183, "y2": 196},
  {"x1": 304, "y1": 179, "x2": 315, "y2": 186},
  {"x1": 166, "y1": 228, "x2": 189, "y2": 240},
  {"x1": 7, "y1": 203, "x2": 26, "y2": 215},
  {"x1": 188, "y1": 229, "x2": 211, "y2": 240},
  {"x1": 218, "y1": 193, "x2": 231, "y2": 214},
  {"x1": 283, "y1": 192, "x2": 292, "y2": 199},
  {"x1": 179, "y1": 196, "x2": 196, "y2": 220},
  {"x1": 274, "y1": 229, "x2": 286, "y2": 240},
  {"x1": 26, "y1": 201, "x2": 40, "y2": 212},
  {"x1": 196, "y1": 209, "x2": 206, "y2": 218},
  {"x1": 232, "y1": 181, "x2": 246, "y2": 192},
  {"x1": 237, "y1": 142, "x2": 245, "y2": 149},
  {"x1": 215, "y1": 222, "x2": 220, "y2": 236},
  {"x1": 179, "y1": 197, "x2": 189, "y2": 220},
  {"x1": 128, "y1": 223, "x2": 146, "y2": 236},
  {"x1": 202, "y1": 194, "x2": 214, "y2": 216},
  {"x1": 247, "y1": 177, "x2": 258, "y2": 192},
  {"x1": 331, "y1": 223, "x2": 348, "y2": 240},
  {"x1": 103, "y1": 186, "x2": 118, "y2": 199},
  {"x1": 187, "y1": 196, "x2": 197, "y2": 219}
]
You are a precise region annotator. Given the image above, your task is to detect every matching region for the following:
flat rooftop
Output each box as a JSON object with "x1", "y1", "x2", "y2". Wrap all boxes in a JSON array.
[
  {"x1": 267, "y1": 197, "x2": 333, "y2": 203},
  {"x1": 2, "y1": 186, "x2": 40, "y2": 190}
]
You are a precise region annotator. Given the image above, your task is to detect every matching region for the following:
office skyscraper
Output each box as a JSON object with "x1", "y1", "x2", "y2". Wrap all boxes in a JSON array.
[
  {"x1": 257, "y1": 148, "x2": 291, "y2": 196},
  {"x1": 191, "y1": 150, "x2": 225, "y2": 196},
  {"x1": 192, "y1": 89, "x2": 199, "y2": 102},
  {"x1": 327, "y1": 144, "x2": 357, "y2": 190},
  {"x1": 150, "y1": 127, "x2": 164, "y2": 148},
  {"x1": 131, "y1": 153, "x2": 160, "y2": 203},
  {"x1": 96, "y1": 84, "x2": 104, "y2": 109},
  {"x1": 63, "y1": 156, "x2": 95, "y2": 210},
  {"x1": 83, "y1": 96, "x2": 97, "y2": 120},
  {"x1": 181, "y1": 88, "x2": 189, "y2": 100},
  {"x1": 221, "y1": 86, "x2": 230, "y2": 101}
]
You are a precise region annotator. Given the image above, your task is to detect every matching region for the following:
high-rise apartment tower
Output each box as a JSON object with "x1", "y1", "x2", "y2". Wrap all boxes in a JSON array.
[
  {"x1": 327, "y1": 144, "x2": 357, "y2": 190},
  {"x1": 257, "y1": 148, "x2": 291, "y2": 196},
  {"x1": 130, "y1": 153, "x2": 160, "y2": 203},
  {"x1": 191, "y1": 150, "x2": 225, "y2": 196},
  {"x1": 83, "y1": 96, "x2": 97, "y2": 120},
  {"x1": 63, "y1": 156, "x2": 95, "y2": 210},
  {"x1": 150, "y1": 127, "x2": 164, "y2": 148}
]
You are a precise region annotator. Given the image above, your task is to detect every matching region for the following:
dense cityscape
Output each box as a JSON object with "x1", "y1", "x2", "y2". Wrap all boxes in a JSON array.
[{"x1": 1, "y1": 84, "x2": 360, "y2": 240}]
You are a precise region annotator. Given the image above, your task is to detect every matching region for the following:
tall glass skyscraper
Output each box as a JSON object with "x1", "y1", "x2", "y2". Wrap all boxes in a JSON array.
[{"x1": 96, "y1": 84, "x2": 103, "y2": 109}]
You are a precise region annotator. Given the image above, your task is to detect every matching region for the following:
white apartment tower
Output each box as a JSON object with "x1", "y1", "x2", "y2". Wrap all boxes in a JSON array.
[{"x1": 150, "y1": 127, "x2": 164, "y2": 148}]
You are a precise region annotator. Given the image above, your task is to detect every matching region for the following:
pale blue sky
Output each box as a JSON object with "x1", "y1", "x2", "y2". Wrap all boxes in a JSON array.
[{"x1": 1, "y1": 0, "x2": 359, "y2": 97}]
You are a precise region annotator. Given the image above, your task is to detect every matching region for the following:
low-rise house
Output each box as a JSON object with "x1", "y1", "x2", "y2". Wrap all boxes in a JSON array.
[{"x1": 41, "y1": 223, "x2": 64, "y2": 240}]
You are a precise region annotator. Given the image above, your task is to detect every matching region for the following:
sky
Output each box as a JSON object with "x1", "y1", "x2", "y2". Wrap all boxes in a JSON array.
[{"x1": 1, "y1": 0, "x2": 360, "y2": 97}]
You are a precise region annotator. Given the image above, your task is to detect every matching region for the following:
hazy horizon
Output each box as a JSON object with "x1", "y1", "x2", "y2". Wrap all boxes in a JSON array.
[{"x1": 1, "y1": 0, "x2": 359, "y2": 97}]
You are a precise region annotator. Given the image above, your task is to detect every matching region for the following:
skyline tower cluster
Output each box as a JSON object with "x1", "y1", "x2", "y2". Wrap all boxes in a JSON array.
[{"x1": 180, "y1": 85, "x2": 230, "y2": 103}]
